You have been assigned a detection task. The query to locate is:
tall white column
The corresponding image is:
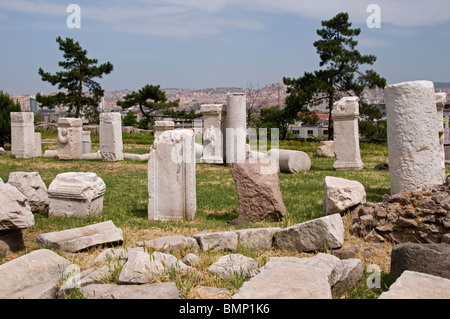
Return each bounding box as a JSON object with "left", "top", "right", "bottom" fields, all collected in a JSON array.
[
  {"left": 385, "top": 80, "right": 444, "bottom": 194},
  {"left": 225, "top": 92, "right": 247, "bottom": 164}
]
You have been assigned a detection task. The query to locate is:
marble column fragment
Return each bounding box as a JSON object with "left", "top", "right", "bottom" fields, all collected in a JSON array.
[
  {"left": 200, "top": 104, "right": 224, "bottom": 164},
  {"left": 10, "top": 112, "right": 36, "bottom": 159},
  {"left": 100, "top": 113, "right": 124, "bottom": 162}
]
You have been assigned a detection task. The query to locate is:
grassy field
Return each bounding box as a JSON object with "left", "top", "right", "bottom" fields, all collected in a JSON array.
[{"left": 1, "top": 130, "right": 396, "bottom": 298}]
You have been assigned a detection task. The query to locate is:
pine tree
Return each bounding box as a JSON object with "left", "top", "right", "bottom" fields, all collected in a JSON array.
[
  {"left": 283, "top": 12, "right": 386, "bottom": 140},
  {"left": 0, "top": 91, "right": 21, "bottom": 148},
  {"left": 36, "top": 37, "right": 113, "bottom": 119}
]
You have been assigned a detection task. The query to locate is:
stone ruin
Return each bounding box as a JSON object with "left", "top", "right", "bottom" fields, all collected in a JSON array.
[
  {"left": 10, "top": 112, "right": 41, "bottom": 159},
  {"left": 100, "top": 112, "right": 124, "bottom": 162},
  {"left": 57, "top": 117, "right": 83, "bottom": 160}
]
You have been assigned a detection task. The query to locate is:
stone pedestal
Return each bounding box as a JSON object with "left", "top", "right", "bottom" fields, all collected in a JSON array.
[
  {"left": 100, "top": 113, "right": 123, "bottom": 162},
  {"left": 57, "top": 118, "right": 83, "bottom": 160},
  {"left": 10, "top": 112, "right": 36, "bottom": 159},
  {"left": 148, "top": 130, "right": 196, "bottom": 221},
  {"left": 331, "top": 97, "right": 363, "bottom": 171},
  {"left": 225, "top": 93, "right": 247, "bottom": 164},
  {"left": 82, "top": 131, "right": 92, "bottom": 154},
  {"left": 385, "top": 81, "right": 445, "bottom": 194},
  {"left": 34, "top": 132, "right": 41, "bottom": 157},
  {"left": 200, "top": 104, "right": 224, "bottom": 164},
  {"left": 153, "top": 121, "right": 175, "bottom": 139},
  {"left": 48, "top": 172, "right": 106, "bottom": 219}
]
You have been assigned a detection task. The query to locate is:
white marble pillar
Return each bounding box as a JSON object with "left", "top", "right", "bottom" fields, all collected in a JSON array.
[
  {"left": 10, "top": 112, "right": 36, "bottom": 159},
  {"left": 225, "top": 92, "right": 247, "bottom": 164},
  {"left": 331, "top": 97, "right": 363, "bottom": 171},
  {"left": 385, "top": 80, "right": 444, "bottom": 194},
  {"left": 100, "top": 113, "right": 124, "bottom": 162}
]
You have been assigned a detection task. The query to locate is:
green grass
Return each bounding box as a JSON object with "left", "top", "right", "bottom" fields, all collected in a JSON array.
[{"left": 1, "top": 134, "right": 395, "bottom": 298}]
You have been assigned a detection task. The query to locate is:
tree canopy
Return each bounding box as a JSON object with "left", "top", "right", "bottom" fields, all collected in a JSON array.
[
  {"left": 283, "top": 12, "right": 386, "bottom": 139},
  {"left": 36, "top": 36, "right": 113, "bottom": 120},
  {"left": 0, "top": 91, "right": 21, "bottom": 148},
  {"left": 116, "top": 84, "right": 179, "bottom": 125}
]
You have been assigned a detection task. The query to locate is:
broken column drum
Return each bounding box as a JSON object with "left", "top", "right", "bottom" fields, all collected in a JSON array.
[
  {"left": 331, "top": 97, "right": 364, "bottom": 171},
  {"left": 10, "top": 112, "right": 36, "bottom": 159},
  {"left": 266, "top": 149, "right": 311, "bottom": 174},
  {"left": 225, "top": 93, "right": 247, "bottom": 164},
  {"left": 48, "top": 172, "right": 106, "bottom": 219},
  {"left": 385, "top": 81, "right": 445, "bottom": 194},
  {"left": 200, "top": 104, "right": 224, "bottom": 164},
  {"left": 100, "top": 113, "right": 124, "bottom": 162},
  {"left": 57, "top": 118, "right": 83, "bottom": 160},
  {"left": 148, "top": 129, "right": 196, "bottom": 221}
]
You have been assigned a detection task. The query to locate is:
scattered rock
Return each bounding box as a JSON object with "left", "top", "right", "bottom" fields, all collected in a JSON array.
[
  {"left": 323, "top": 176, "right": 366, "bottom": 215},
  {"left": 36, "top": 220, "right": 123, "bottom": 253},
  {"left": 332, "top": 258, "right": 365, "bottom": 295},
  {"left": 316, "top": 141, "right": 334, "bottom": 158},
  {"left": 182, "top": 253, "right": 200, "bottom": 267},
  {"left": 389, "top": 243, "right": 450, "bottom": 282},
  {"left": 0, "top": 229, "right": 25, "bottom": 256},
  {"left": 231, "top": 158, "right": 287, "bottom": 222},
  {"left": 379, "top": 271, "right": 450, "bottom": 299},
  {"left": 0, "top": 249, "right": 72, "bottom": 299},
  {"left": 7, "top": 172, "right": 49, "bottom": 213},
  {"left": 207, "top": 254, "right": 259, "bottom": 279},
  {"left": 331, "top": 245, "right": 359, "bottom": 259},
  {"left": 117, "top": 250, "right": 165, "bottom": 284},
  {"left": 275, "top": 214, "right": 344, "bottom": 252}
]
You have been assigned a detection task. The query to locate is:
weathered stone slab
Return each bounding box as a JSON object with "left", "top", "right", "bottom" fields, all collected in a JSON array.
[
  {"left": 234, "top": 227, "right": 280, "bottom": 250},
  {"left": 389, "top": 242, "right": 450, "bottom": 282},
  {"left": 80, "top": 282, "right": 181, "bottom": 299},
  {"left": 0, "top": 249, "right": 72, "bottom": 299},
  {"left": 57, "top": 265, "right": 111, "bottom": 299},
  {"left": 231, "top": 158, "right": 286, "bottom": 223},
  {"left": 0, "top": 180, "right": 34, "bottom": 230},
  {"left": 275, "top": 214, "right": 344, "bottom": 252},
  {"left": 323, "top": 176, "right": 366, "bottom": 215},
  {"left": 151, "top": 251, "right": 190, "bottom": 273},
  {"left": 232, "top": 262, "right": 331, "bottom": 299},
  {"left": 48, "top": 172, "right": 106, "bottom": 219},
  {"left": 201, "top": 104, "right": 224, "bottom": 164},
  {"left": 148, "top": 129, "right": 196, "bottom": 221},
  {"left": 193, "top": 231, "right": 238, "bottom": 252},
  {"left": 36, "top": 220, "right": 123, "bottom": 253},
  {"left": 137, "top": 235, "right": 200, "bottom": 253},
  {"left": 332, "top": 258, "right": 365, "bottom": 294},
  {"left": 44, "top": 150, "right": 58, "bottom": 158},
  {"left": 207, "top": 253, "right": 259, "bottom": 279},
  {"left": 379, "top": 271, "right": 450, "bottom": 299},
  {"left": 7, "top": 172, "right": 49, "bottom": 213},
  {"left": 90, "top": 247, "right": 145, "bottom": 266}
]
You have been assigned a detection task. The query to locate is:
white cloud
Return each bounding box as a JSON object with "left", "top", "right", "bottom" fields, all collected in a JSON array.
[{"left": 1, "top": 0, "right": 449, "bottom": 38}]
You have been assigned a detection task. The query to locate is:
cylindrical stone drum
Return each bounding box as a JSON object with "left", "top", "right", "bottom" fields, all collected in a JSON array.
[{"left": 267, "top": 149, "right": 311, "bottom": 173}]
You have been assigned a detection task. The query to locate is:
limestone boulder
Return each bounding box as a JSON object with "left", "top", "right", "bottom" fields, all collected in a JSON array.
[
  {"left": 234, "top": 227, "right": 280, "bottom": 251},
  {"left": 0, "top": 180, "right": 34, "bottom": 230},
  {"left": 0, "top": 249, "right": 72, "bottom": 299},
  {"left": 7, "top": 172, "right": 49, "bottom": 213},
  {"left": 316, "top": 141, "right": 334, "bottom": 157},
  {"left": 117, "top": 250, "right": 165, "bottom": 284},
  {"left": 193, "top": 231, "right": 238, "bottom": 252},
  {"left": 137, "top": 235, "right": 200, "bottom": 254},
  {"left": 275, "top": 214, "right": 344, "bottom": 252},
  {"left": 323, "top": 176, "right": 366, "bottom": 215},
  {"left": 231, "top": 158, "right": 286, "bottom": 223}
]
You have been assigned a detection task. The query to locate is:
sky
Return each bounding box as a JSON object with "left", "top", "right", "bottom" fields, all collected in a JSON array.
[{"left": 0, "top": 0, "right": 450, "bottom": 94}]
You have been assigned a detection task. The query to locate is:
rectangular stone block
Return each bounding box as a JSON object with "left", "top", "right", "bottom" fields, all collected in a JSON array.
[
  {"left": 57, "top": 118, "right": 83, "bottom": 160},
  {"left": 10, "top": 112, "right": 36, "bottom": 159}
]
